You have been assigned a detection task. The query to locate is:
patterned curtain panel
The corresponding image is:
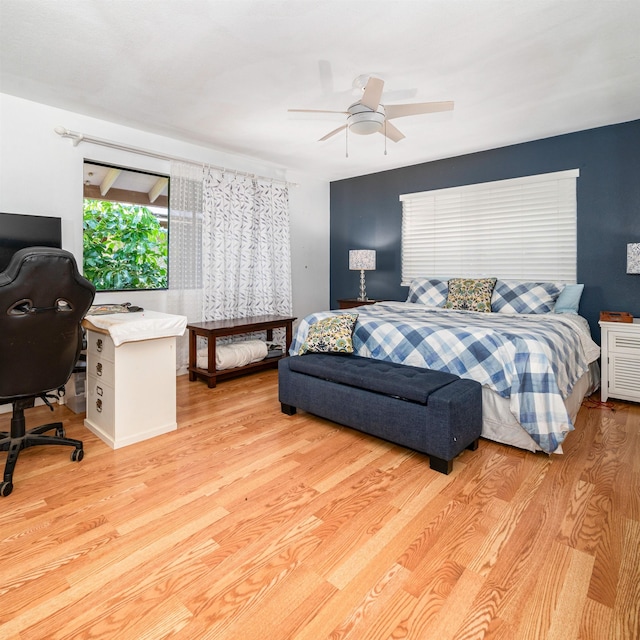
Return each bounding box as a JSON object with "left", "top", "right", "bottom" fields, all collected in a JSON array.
[{"left": 202, "top": 170, "right": 292, "bottom": 322}]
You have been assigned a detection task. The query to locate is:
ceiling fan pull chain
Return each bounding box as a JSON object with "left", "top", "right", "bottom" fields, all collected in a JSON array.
[
  {"left": 384, "top": 120, "right": 388, "bottom": 155},
  {"left": 345, "top": 124, "right": 349, "bottom": 158}
]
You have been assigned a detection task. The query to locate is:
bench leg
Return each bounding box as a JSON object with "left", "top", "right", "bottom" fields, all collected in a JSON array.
[
  {"left": 429, "top": 455, "right": 453, "bottom": 475},
  {"left": 429, "top": 439, "right": 478, "bottom": 475},
  {"left": 281, "top": 403, "right": 297, "bottom": 416}
]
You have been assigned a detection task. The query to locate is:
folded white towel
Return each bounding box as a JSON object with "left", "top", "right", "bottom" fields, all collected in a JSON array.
[{"left": 197, "top": 340, "right": 268, "bottom": 371}]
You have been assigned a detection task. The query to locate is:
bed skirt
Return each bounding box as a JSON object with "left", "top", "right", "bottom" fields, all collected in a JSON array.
[{"left": 481, "top": 361, "right": 600, "bottom": 453}]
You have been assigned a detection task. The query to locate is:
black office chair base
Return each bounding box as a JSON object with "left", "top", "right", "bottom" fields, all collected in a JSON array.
[{"left": 0, "top": 402, "right": 84, "bottom": 497}]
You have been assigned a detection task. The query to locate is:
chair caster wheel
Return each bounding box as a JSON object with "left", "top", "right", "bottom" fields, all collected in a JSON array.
[
  {"left": 71, "top": 449, "right": 84, "bottom": 462},
  {"left": 56, "top": 427, "right": 65, "bottom": 438},
  {"left": 0, "top": 481, "right": 13, "bottom": 497}
]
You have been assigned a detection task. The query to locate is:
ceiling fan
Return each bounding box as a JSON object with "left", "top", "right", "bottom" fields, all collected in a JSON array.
[{"left": 288, "top": 76, "right": 454, "bottom": 142}]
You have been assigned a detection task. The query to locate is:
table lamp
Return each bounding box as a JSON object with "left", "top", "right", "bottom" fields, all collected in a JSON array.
[{"left": 349, "top": 249, "right": 376, "bottom": 301}]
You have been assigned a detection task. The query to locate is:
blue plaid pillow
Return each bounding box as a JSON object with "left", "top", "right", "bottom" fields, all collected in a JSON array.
[
  {"left": 406, "top": 278, "right": 449, "bottom": 306},
  {"left": 491, "top": 280, "right": 562, "bottom": 314}
]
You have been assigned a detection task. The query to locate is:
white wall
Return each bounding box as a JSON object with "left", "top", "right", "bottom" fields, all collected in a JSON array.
[{"left": 0, "top": 93, "right": 330, "bottom": 322}]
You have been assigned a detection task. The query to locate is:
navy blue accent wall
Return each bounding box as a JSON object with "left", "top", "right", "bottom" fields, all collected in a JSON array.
[{"left": 330, "top": 119, "right": 640, "bottom": 342}]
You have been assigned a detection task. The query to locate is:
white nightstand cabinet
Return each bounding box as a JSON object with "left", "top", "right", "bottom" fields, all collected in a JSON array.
[{"left": 599, "top": 319, "right": 640, "bottom": 403}]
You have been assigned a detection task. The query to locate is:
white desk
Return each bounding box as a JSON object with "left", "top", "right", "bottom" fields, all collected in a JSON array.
[{"left": 82, "top": 310, "right": 187, "bottom": 449}]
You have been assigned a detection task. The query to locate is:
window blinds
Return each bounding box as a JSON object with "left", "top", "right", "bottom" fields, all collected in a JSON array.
[{"left": 400, "top": 169, "right": 579, "bottom": 285}]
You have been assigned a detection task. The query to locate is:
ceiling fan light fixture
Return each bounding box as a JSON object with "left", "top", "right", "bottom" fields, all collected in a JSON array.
[
  {"left": 347, "top": 103, "right": 385, "bottom": 136},
  {"left": 289, "top": 76, "right": 452, "bottom": 146}
]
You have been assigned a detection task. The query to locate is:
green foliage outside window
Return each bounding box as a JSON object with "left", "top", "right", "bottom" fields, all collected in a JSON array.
[{"left": 83, "top": 199, "right": 168, "bottom": 291}]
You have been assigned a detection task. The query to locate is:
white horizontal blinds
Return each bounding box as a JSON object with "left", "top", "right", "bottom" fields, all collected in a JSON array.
[{"left": 400, "top": 169, "right": 579, "bottom": 285}]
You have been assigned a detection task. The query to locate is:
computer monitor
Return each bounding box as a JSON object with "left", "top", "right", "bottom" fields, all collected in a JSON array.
[{"left": 0, "top": 212, "right": 62, "bottom": 271}]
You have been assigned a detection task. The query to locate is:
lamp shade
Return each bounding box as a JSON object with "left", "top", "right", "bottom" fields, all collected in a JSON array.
[
  {"left": 349, "top": 249, "right": 376, "bottom": 271},
  {"left": 628, "top": 243, "right": 640, "bottom": 274}
]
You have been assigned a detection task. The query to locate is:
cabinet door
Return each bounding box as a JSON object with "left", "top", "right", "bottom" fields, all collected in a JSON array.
[{"left": 608, "top": 353, "right": 640, "bottom": 402}]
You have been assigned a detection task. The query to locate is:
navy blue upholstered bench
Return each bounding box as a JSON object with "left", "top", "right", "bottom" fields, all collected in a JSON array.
[{"left": 278, "top": 353, "right": 482, "bottom": 474}]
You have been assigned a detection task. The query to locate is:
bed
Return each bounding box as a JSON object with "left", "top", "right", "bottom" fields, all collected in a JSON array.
[{"left": 289, "top": 278, "right": 601, "bottom": 454}]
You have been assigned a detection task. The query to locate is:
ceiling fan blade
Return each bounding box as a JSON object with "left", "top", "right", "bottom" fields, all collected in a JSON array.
[
  {"left": 319, "top": 124, "right": 347, "bottom": 141},
  {"left": 360, "top": 77, "right": 384, "bottom": 111},
  {"left": 385, "top": 101, "right": 454, "bottom": 120},
  {"left": 288, "top": 108, "right": 348, "bottom": 114},
  {"left": 380, "top": 120, "right": 405, "bottom": 142}
]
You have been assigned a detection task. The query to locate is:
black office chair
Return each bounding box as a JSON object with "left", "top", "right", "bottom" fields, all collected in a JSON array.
[{"left": 0, "top": 247, "right": 95, "bottom": 496}]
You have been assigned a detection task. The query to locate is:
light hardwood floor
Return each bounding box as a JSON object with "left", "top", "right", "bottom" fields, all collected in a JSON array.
[{"left": 1, "top": 371, "right": 638, "bottom": 640}]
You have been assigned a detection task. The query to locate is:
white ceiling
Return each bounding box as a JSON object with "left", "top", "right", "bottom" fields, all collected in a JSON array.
[{"left": 2, "top": 0, "right": 639, "bottom": 182}]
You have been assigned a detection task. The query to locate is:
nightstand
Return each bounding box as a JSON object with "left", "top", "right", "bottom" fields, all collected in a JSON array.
[
  {"left": 599, "top": 318, "right": 640, "bottom": 402},
  {"left": 337, "top": 298, "right": 383, "bottom": 309}
]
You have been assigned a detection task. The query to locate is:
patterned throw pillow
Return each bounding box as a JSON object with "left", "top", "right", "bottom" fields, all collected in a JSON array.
[
  {"left": 298, "top": 314, "right": 359, "bottom": 355},
  {"left": 406, "top": 278, "right": 449, "bottom": 306},
  {"left": 491, "top": 280, "right": 562, "bottom": 314},
  {"left": 444, "top": 278, "right": 497, "bottom": 313}
]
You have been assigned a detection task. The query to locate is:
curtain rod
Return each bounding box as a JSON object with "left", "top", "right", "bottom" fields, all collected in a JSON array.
[{"left": 54, "top": 126, "right": 297, "bottom": 187}]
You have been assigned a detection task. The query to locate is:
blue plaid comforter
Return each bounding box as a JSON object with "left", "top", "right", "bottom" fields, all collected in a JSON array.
[{"left": 290, "top": 302, "right": 600, "bottom": 453}]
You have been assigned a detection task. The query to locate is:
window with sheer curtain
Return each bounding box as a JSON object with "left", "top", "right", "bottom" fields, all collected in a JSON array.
[{"left": 400, "top": 169, "right": 579, "bottom": 285}]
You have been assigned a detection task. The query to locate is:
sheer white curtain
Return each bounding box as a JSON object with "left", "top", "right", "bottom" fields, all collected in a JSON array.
[
  {"left": 167, "top": 163, "right": 292, "bottom": 372},
  {"left": 168, "top": 162, "right": 203, "bottom": 290},
  {"left": 167, "top": 162, "right": 204, "bottom": 372},
  {"left": 201, "top": 169, "right": 292, "bottom": 321}
]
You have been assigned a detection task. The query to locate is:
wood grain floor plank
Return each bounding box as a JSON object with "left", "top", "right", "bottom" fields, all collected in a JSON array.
[
  {"left": 328, "top": 562, "right": 410, "bottom": 640},
  {"left": 327, "top": 474, "right": 455, "bottom": 590},
  {"left": 546, "top": 546, "right": 595, "bottom": 640},
  {"left": 414, "top": 567, "right": 486, "bottom": 640},
  {"left": 453, "top": 497, "right": 559, "bottom": 635},
  {"left": 507, "top": 541, "right": 571, "bottom": 640},
  {"left": 467, "top": 453, "right": 550, "bottom": 578},
  {"left": 613, "top": 517, "right": 640, "bottom": 640},
  {"left": 373, "top": 560, "right": 465, "bottom": 640},
  {"left": 587, "top": 505, "right": 624, "bottom": 613},
  {"left": 578, "top": 597, "right": 613, "bottom": 640},
  {"left": 213, "top": 566, "right": 330, "bottom": 640},
  {"left": 182, "top": 524, "right": 324, "bottom": 637},
  {"left": 357, "top": 585, "right": 419, "bottom": 640}
]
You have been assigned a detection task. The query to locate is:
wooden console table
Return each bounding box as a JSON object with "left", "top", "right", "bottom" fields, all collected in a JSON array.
[{"left": 187, "top": 314, "right": 297, "bottom": 388}]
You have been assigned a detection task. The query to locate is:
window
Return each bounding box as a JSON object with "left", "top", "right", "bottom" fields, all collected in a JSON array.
[
  {"left": 83, "top": 162, "right": 169, "bottom": 291},
  {"left": 400, "top": 169, "right": 579, "bottom": 285}
]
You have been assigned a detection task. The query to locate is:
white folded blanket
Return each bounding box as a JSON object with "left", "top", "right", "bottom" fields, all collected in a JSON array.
[
  {"left": 197, "top": 339, "right": 268, "bottom": 371},
  {"left": 84, "top": 310, "right": 187, "bottom": 347}
]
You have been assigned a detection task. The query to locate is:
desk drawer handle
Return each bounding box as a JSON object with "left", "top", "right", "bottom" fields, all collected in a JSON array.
[
  {"left": 96, "top": 398, "right": 102, "bottom": 413},
  {"left": 96, "top": 338, "right": 103, "bottom": 352},
  {"left": 96, "top": 362, "right": 103, "bottom": 377},
  {"left": 96, "top": 385, "right": 103, "bottom": 397}
]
